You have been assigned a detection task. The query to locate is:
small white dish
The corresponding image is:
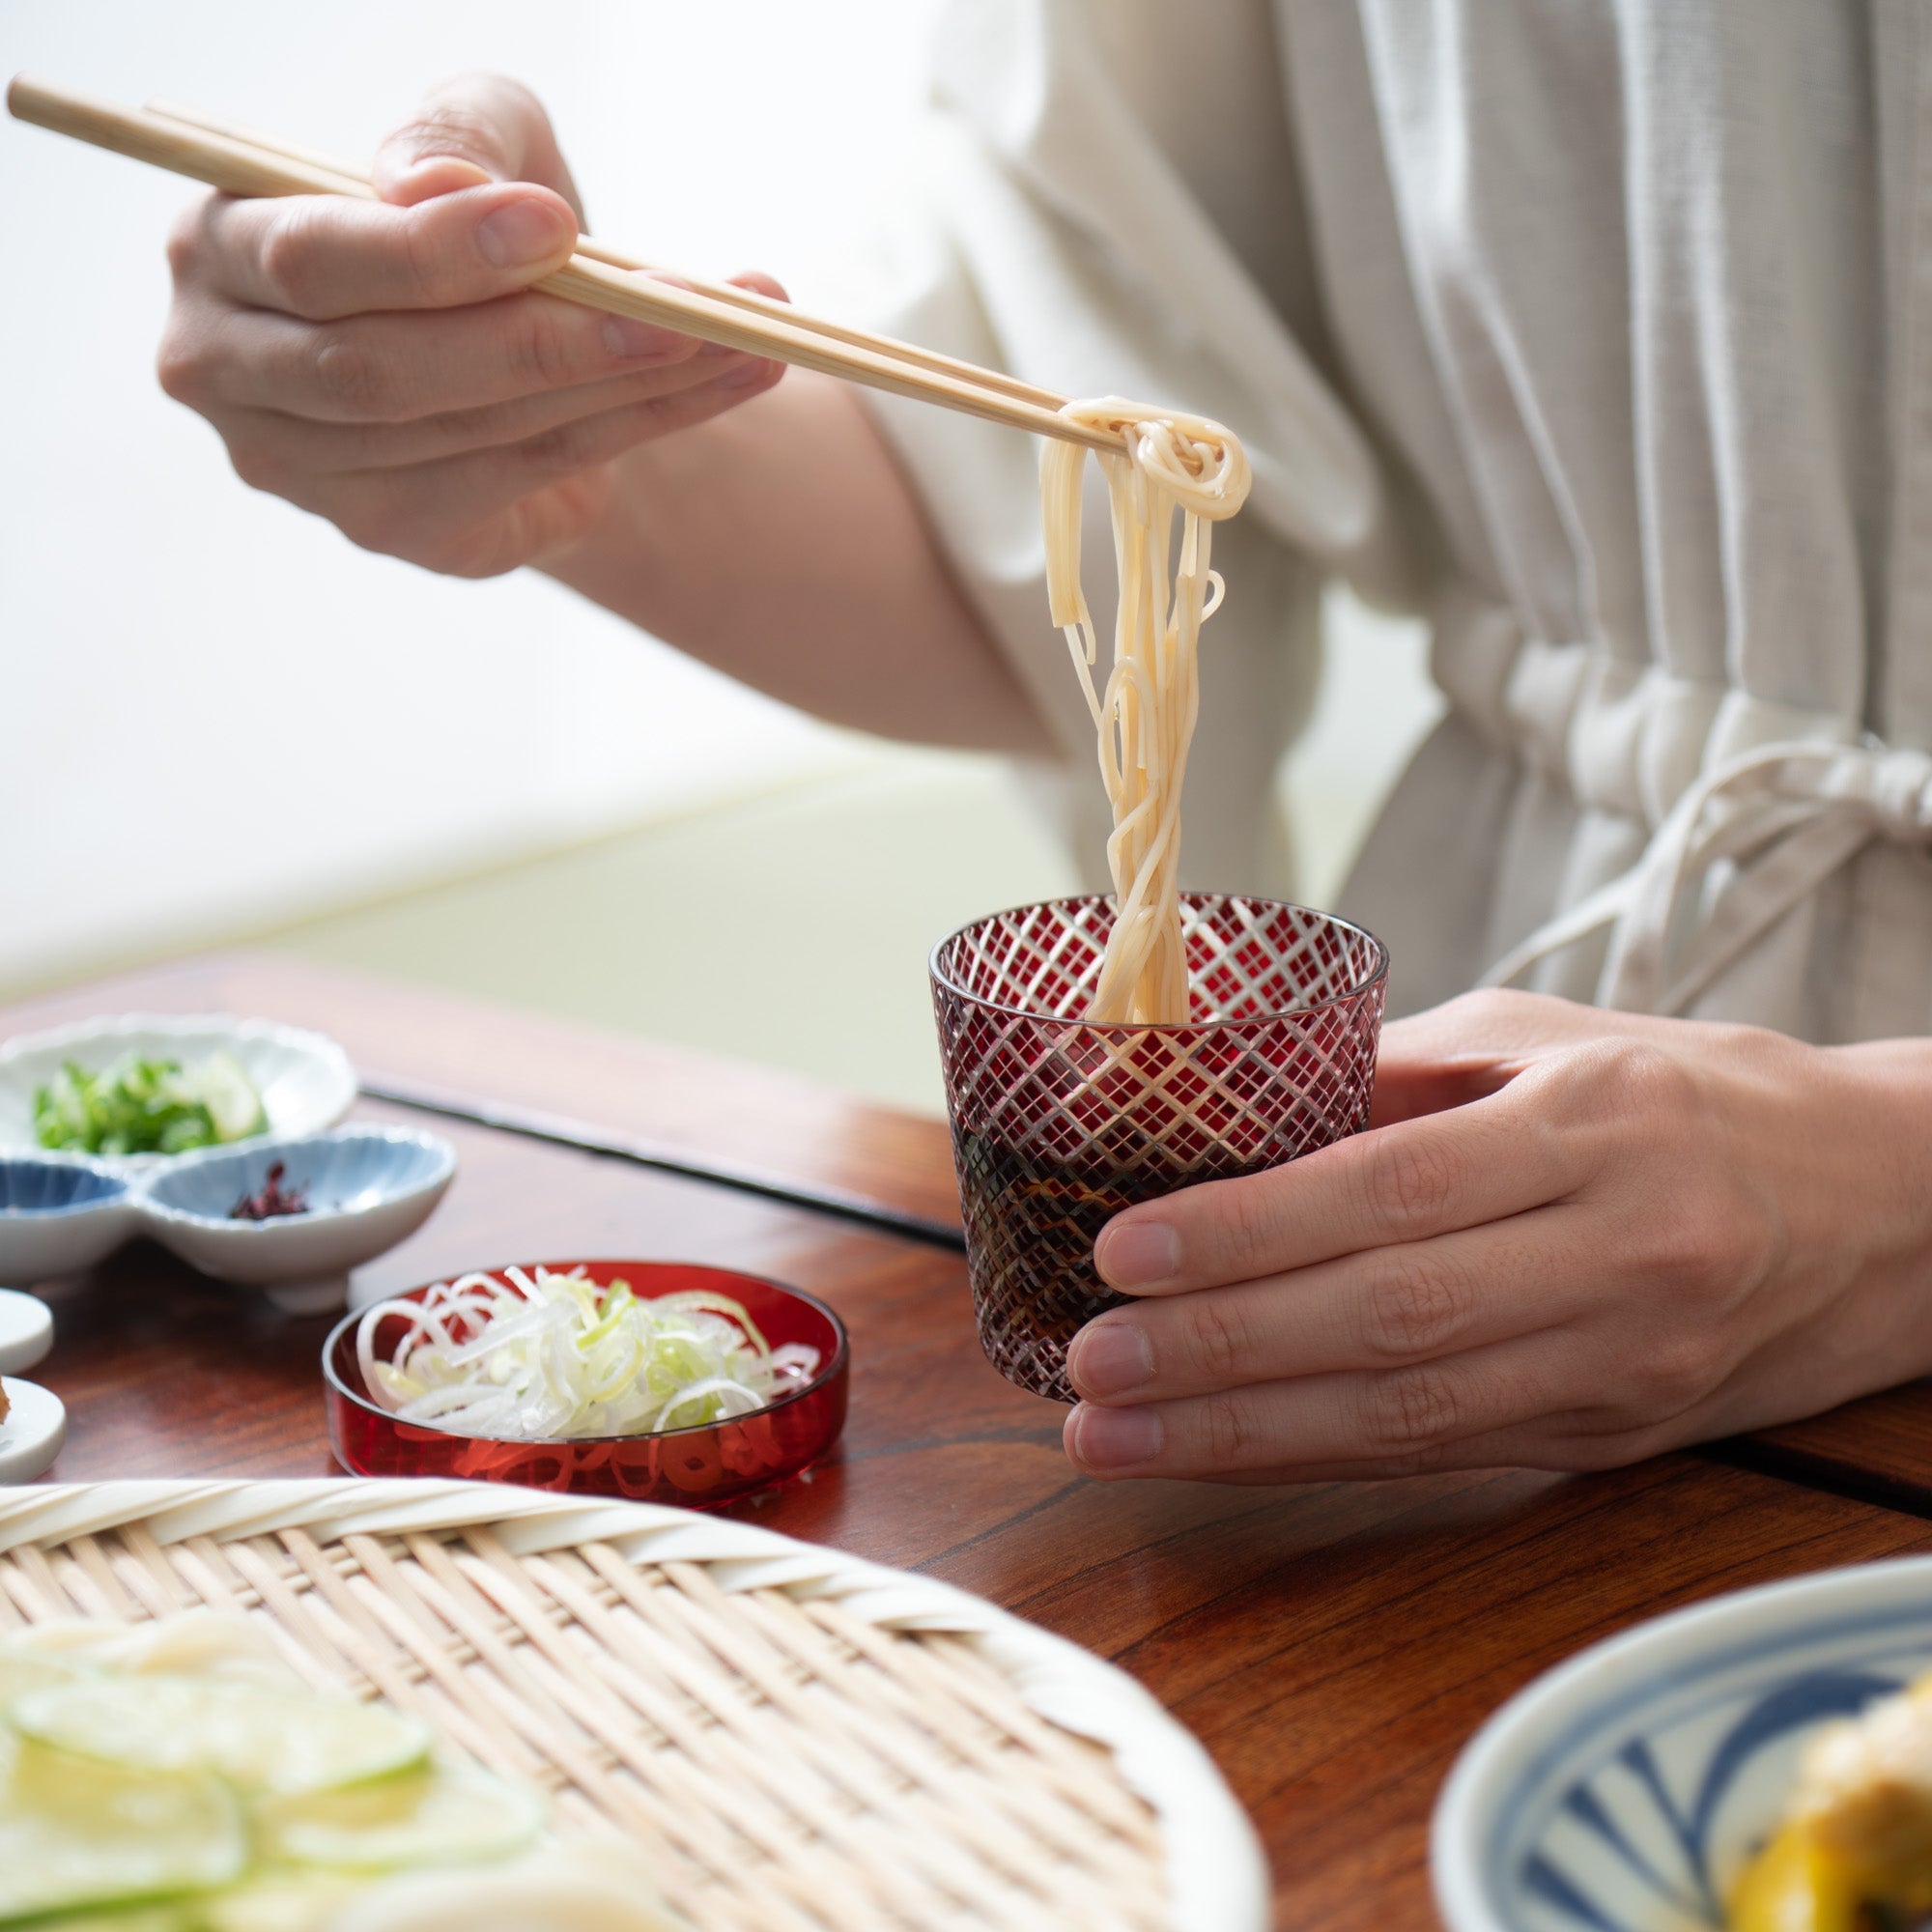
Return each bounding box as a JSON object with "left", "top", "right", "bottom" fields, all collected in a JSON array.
[
  {"left": 0, "top": 1378, "right": 66, "bottom": 1484},
  {"left": 141, "top": 1126, "right": 458, "bottom": 1314},
  {"left": 0, "top": 1012, "right": 356, "bottom": 1173},
  {"left": 0, "top": 1291, "right": 52, "bottom": 1375},
  {"left": 1432, "top": 1555, "right": 1932, "bottom": 1931},
  {"left": 0, "top": 1155, "right": 139, "bottom": 1279}
]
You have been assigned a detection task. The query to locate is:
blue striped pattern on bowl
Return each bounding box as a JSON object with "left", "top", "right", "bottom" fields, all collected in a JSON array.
[
  {"left": 144, "top": 1128, "right": 450, "bottom": 1223},
  {"left": 1434, "top": 1558, "right": 1932, "bottom": 1931}
]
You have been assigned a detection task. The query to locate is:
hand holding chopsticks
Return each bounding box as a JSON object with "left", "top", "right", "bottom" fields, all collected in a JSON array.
[{"left": 5, "top": 74, "right": 1118, "bottom": 454}]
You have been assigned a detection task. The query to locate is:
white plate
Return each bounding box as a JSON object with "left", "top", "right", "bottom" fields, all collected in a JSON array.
[
  {"left": 0, "top": 1291, "right": 52, "bottom": 1375},
  {"left": 0, "top": 1379, "right": 66, "bottom": 1484},
  {"left": 1432, "top": 1555, "right": 1932, "bottom": 1930},
  {"left": 0, "top": 1013, "right": 356, "bottom": 1173}
]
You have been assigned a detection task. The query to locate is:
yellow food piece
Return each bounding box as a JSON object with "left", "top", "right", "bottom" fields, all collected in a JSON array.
[
  {"left": 1729, "top": 1824, "right": 1860, "bottom": 1932},
  {"left": 1732, "top": 1671, "right": 1932, "bottom": 1927},
  {"left": 1797, "top": 1690, "right": 1932, "bottom": 1876},
  {"left": 1729, "top": 1817, "right": 1932, "bottom": 1930}
]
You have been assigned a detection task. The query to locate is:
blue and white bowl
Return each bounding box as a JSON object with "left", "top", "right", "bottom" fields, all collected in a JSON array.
[
  {"left": 0, "top": 1125, "right": 455, "bottom": 1314},
  {"left": 0, "top": 1155, "right": 139, "bottom": 1279},
  {"left": 1433, "top": 1556, "right": 1932, "bottom": 1931},
  {"left": 140, "top": 1127, "right": 456, "bottom": 1313}
]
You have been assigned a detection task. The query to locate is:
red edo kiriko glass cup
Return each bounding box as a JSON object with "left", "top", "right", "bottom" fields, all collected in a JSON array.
[{"left": 930, "top": 895, "right": 1388, "bottom": 1403}]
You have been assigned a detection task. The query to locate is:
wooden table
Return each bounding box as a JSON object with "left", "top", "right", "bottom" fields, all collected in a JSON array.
[{"left": 9, "top": 952, "right": 1932, "bottom": 1931}]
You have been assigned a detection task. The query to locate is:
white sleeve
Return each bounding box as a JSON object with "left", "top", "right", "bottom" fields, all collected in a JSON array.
[{"left": 838, "top": 0, "right": 1397, "bottom": 893}]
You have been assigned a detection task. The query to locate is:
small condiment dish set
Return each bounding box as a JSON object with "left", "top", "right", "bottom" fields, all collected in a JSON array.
[
  {"left": 0, "top": 1013, "right": 857, "bottom": 1509},
  {"left": 0, "top": 1127, "right": 458, "bottom": 1314},
  {"left": 0, "top": 1013, "right": 457, "bottom": 1314}
]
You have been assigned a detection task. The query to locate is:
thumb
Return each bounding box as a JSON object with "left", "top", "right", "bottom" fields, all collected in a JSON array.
[
  {"left": 1366, "top": 994, "right": 1541, "bottom": 1127},
  {"left": 1367, "top": 987, "right": 1640, "bottom": 1126},
  {"left": 374, "top": 72, "right": 585, "bottom": 219}
]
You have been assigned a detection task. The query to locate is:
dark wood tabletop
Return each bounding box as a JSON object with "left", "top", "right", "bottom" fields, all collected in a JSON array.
[{"left": 9, "top": 952, "right": 1932, "bottom": 1931}]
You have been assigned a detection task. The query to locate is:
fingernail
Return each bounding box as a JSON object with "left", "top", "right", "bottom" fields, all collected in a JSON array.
[
  {"left": 716, "top": 356, "right": 774, "bottom": 390},
  {"left": 1068, "top": 1321, "right": 1153, "bottom": 1398},
  {"left": 1095, "top": 1220, "right": 1180, "bottom": 1290},
  {"left": 477, "top": 200, "right": 570, "bottom": 269},
  {"left": 602, "top": 315, "right": 682, "bottom": 361},
  {"left": 1067, "top": 1403, "right": 1163, "bottom": 1470}
]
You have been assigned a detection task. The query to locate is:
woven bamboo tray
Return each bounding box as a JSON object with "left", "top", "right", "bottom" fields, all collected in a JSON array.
[{"left": 0, "top": 1481, "right": 1266, "bottom": 1932}]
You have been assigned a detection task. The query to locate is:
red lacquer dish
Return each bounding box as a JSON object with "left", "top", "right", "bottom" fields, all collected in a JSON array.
[{"left": 323, "top": 1259, "right": 848, "bottom": 1506}]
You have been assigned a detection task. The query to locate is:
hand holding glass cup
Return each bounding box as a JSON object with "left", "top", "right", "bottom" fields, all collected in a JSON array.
[{"left": 931, "top": 895, "right": 1388, "bottom": 1405}]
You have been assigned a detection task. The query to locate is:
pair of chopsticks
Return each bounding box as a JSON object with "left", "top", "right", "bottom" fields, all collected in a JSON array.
[{"left": 6, "top": 74, "right": 1119, "bottom": 453}]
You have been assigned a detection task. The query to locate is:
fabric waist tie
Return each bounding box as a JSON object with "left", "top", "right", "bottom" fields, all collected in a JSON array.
[{"left": 1480, "top": 739, "right": 1932, "bottom": 1015}]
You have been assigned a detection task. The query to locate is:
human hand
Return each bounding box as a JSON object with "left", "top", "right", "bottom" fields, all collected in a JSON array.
[
  {"left": 156, "top": 73, "right": 783, "bottom": 578},
  {"left": 1062, "top": 989, "right": 1932, "bottom": 1481}
]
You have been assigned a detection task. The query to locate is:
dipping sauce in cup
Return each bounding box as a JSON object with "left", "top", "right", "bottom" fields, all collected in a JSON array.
[{"left": 930, "top": 895, "right": 1388, "bottom": 1403}]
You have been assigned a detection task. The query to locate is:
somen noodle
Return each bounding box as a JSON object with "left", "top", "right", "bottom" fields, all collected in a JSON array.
[{"left": 1040, "top": 399, "right": 1251, "bottom": 1024}]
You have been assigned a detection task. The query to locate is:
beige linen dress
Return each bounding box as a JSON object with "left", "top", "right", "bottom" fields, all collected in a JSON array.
[{"left": 861, "top": 0, "right": 1932, "bottom": 1037}]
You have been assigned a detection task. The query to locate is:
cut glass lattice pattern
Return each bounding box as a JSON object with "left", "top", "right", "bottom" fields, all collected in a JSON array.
[{"left": 931, "top": 897, "right": 1388, "bottom": 1402}]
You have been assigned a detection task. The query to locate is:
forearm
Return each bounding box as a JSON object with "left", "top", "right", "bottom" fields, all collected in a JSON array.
[
  {"left": 156, "top": 73, "right": 1040, "bottom": 743},
  {"left": 543, "top": 371, "right": 1051, "bottom": 753}
]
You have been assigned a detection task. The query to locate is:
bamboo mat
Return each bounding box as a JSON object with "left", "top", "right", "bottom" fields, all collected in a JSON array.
[{"left": 0, "top": 1481, "right": 1268, "bottom": 1932}]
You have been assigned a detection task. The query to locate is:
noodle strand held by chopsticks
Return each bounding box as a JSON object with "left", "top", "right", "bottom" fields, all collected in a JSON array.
[{"left": 1040, "top": 399, "right": 1252, "bottom": 1025}]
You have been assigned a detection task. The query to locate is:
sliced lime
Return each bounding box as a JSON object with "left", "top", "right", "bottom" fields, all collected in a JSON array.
[
  {"left": 200, "top": 1874, "right": 368, "bottom": 1932},
  {"left": 13, "top": 1911, "right": 195, "bottom": 1932},
  {"left": 320, "top": 1845, "right": 685, "bottom": 1932},
  {"left": 0, "top": 1730, "right": 244, "bottom": 1920},
  {"left": 11, "top": 1673, "right": 431, "bottom": 1797},
  {"left": 186, "top": 1051, "right": 267, "bottom": 1145},
  {"left": 0, "top": 1649, "right": 82, "bottom": 1706},
  {"left": 3, "top": 1607, "right": 298, "bottom": 1689},
  {"left": 257, "top": 1758, "right": 545, "bottom": 1872}
]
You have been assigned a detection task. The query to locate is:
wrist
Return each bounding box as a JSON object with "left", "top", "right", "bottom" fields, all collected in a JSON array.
[
  {"left": 1822, "top": 1037, "right": 1932, "bottom": 1275},
  {"left": 532, "top": 468, "right": 639, "bottom": 590}
]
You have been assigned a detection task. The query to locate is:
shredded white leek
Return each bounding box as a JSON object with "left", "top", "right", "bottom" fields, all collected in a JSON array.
[{"left": 355, "top": 1266, "right": 821, "bottom": 1442}]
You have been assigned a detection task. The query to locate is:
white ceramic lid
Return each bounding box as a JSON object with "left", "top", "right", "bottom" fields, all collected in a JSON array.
[
  {"left": 0, "top": 1379, "right": 66, "bottom": 1484},
  {"left": 0, "top": 1290, "right": 52, "bottom": 1376}
]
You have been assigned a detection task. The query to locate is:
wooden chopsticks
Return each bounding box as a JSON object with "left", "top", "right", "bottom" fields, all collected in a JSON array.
[{"left": 7, "top": 74, "right": 1118, "bottom": 453}]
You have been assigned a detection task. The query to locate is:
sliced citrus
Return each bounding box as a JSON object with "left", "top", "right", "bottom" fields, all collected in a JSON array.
[
  {"left": 0, "top": 1649, "right": 81, "bottom": 1706},
  {"left": 257, "top": 1758, "right": 545, "bottom": 1872},
  {"left": 319, "top": 1844, "right": 685, "bottom": 1932},
  {"left": 11, "top": 1672, "right": 430, "bottom": 1797},
  {"left": 0, "top": 1730, "right": 244, "bottom": 1921},
  {"left": 188, "top": 1051, "right": 268, "bottom": 1145},
  {"left": 199, "top": 1874, "right": 368, "bottom": 1932}
]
